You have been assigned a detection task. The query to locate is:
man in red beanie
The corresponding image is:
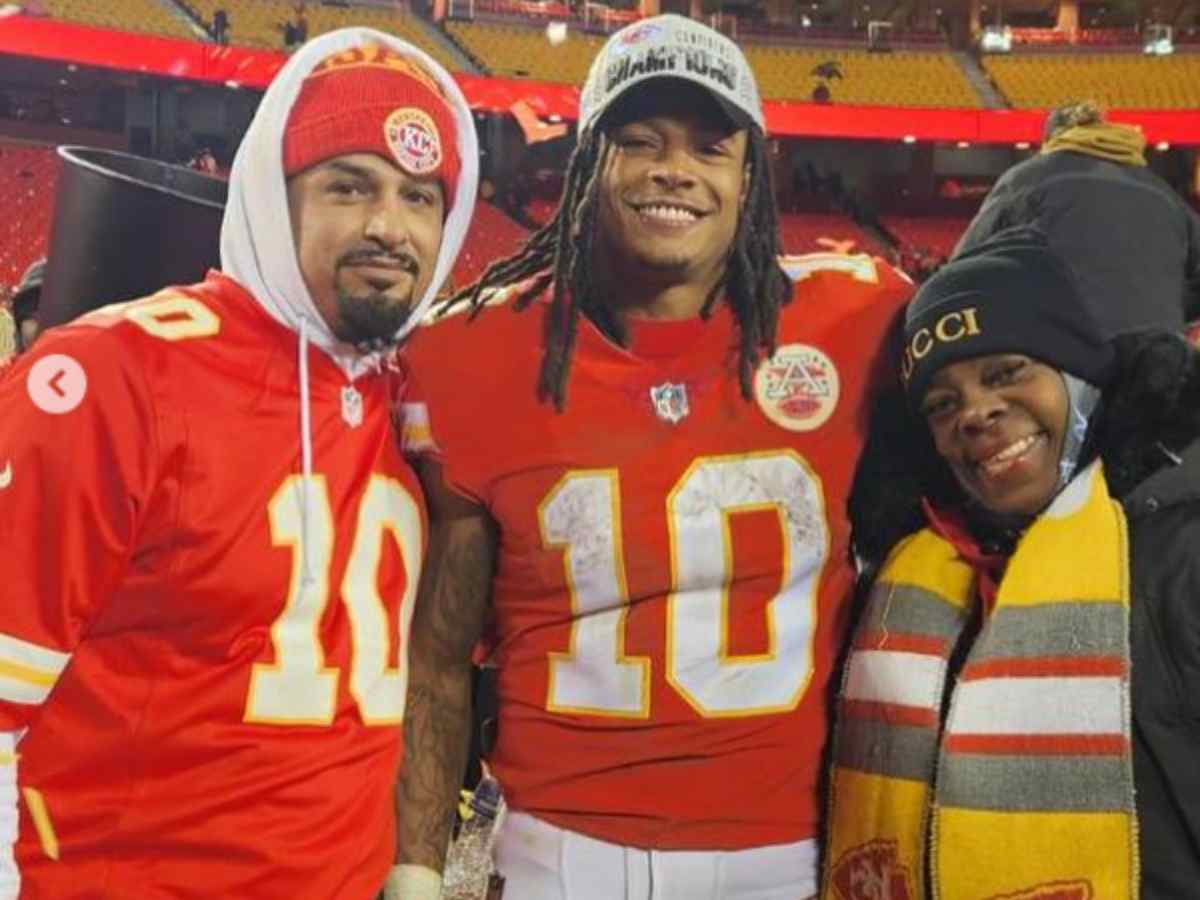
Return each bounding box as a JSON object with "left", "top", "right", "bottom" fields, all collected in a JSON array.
[{"left": 0, "top": 28, "right": 477, "bottom": 899}]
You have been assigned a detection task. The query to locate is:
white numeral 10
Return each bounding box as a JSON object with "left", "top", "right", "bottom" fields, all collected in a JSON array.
[
  {"left": 244, "top": 475, "right": 423, "bottom": 726},
  {"left": 541, "top": 452, "right": 828, "bottom": 719}
]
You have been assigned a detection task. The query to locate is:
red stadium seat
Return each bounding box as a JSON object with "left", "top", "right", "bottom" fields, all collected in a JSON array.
[{"left": 0, "top": 142, "right": 59, "bottom": 295}]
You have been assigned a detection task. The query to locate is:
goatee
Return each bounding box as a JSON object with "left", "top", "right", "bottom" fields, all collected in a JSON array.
[{"left": 334, "top": 288, "right": 413, "bottom": 347}]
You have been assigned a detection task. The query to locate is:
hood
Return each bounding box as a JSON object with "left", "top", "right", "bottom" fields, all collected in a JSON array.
[
  {"left": 1041, "top": 121, "right": 1147, "bottom": 168},
  {"left": 220, "top": 27, "right": 479, "bottom": 381}
]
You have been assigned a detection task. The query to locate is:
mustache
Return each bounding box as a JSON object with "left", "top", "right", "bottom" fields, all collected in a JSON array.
[{"left": 337, "top": 248, "right": 420, "bottom": 274}]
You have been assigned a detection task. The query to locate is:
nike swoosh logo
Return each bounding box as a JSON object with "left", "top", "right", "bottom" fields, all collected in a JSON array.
[{"left": 0, "top": 461, "right": 10, "bottom": 489}]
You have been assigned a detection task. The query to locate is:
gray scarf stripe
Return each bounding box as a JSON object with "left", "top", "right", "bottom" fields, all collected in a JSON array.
[
  {"left": 858, "top": 581, "right": 969, "bottom": 640},
  {"left": 836, "top": 718, "right": 940, "bottom": 782},
  {"left": 937, "top": 754, "right": 1132, "bottom": 812},
  {"left": 968, "top": 602, "right": 1128, "bottom": 662}
]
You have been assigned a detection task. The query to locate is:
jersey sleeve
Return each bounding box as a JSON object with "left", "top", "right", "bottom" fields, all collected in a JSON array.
[
  {"left": 0, "top": 325, "right": 159, "bottom": 731},
  {"left": 396, "top": 318, "right": 493, "bottom": 507}
]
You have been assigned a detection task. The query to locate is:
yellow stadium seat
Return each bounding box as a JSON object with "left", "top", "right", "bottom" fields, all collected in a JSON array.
[
  {"left": 984, "top": 53, "right": 1200, "bottom": 109},
  {"left": 186, "top": 0, "right": 461, "bottom": 72},
  {"left": 744, "top": 46, "right": 979, "bottom": 106},
  {"left": 39, "top": 0, "right": 197, "bottom": 39},
  {"left": 447, "top": 21, "right": 979, "bottom": 106}
]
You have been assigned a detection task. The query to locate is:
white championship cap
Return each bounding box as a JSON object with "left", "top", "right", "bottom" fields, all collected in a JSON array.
[{"left": 578, "top": 14, "right": 765, "bottom": 136}]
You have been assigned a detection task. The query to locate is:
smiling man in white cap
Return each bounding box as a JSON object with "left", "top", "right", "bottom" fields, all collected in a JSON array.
[
  {"left": 393, "top": 13, "right": 911, "bottom": 900},
  {"left": 0, "top": 28, "right": 476, "bottom": 898}
]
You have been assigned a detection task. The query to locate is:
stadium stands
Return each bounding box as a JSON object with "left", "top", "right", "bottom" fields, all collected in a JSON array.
[
  {"left": 880, "top": 214, "right": 971, "bottom": 259},
  {"left": 743, "top": 46, "right": 979, "bottom": 106},
  {"left": 450, "top": 199, "right": 529, "bottom": 288},
  {"left": 984, "top": 52, "right": 1200, "bottom": 109},
  {"left": 444, "top": 20, "right": 979, "bottom": 106},
  {"left": 34, "top": 0, "right": 197, "bottom": 39},
  {"left": 778, "top": 212, "right": 880, "bottom": 255},
  {"left": 444, "top": 20, "right": 606, "bottom": 81},
  {"left": 0, "top": 142, "right": 59, "bottom": 294},
  {"left": 181, "top": 0, "right": 462, "bottom": 72}
]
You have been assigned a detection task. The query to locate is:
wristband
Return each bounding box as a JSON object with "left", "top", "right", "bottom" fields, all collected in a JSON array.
[{"left": 383, "top": 864, "right": 443, "bottom": 900}]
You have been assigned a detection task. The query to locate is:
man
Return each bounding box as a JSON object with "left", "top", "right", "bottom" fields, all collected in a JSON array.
[
  {"left": 9, "top": 258, "right": 44, "bottom": 353},
  {"left": 0, "top": 28, "right": 477, "bottom": 898},
  {"left": 955, "top": 101, "right": 1200, "bottom": 336},
  {"left": 390, "top": 15, "right": 911, "bottom": 899},
  {"left": 211, "top": 7, "right": 229, "bottom": 43}
]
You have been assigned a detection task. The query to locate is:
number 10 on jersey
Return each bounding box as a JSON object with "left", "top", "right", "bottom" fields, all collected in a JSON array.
[{"left": 539, "top": 451, "right": 829, "bottom": 720}]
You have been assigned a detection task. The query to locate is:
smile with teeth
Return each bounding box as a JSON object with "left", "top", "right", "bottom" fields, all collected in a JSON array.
[
  {"left": 975, "top": 433, "right": 1045, "bottom": 477},
  {"left": 633, "top": 203, "right": 702, "bottom": 226}
]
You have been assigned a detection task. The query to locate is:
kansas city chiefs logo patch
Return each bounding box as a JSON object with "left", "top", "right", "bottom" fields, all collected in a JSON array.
[
  {"left": 830, "top": 839, "right": 914, "bottom": 900},
  {"left": 384, "top": 107, "right": 443, "bottom": 177}
]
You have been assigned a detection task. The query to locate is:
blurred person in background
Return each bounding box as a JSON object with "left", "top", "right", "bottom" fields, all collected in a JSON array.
[
  {"left": 10, "top": 257, "right": 43, "bottom": 353},
  {"left": 956, "top": 101, "right": 1200, "bottom": 337},
  {"left": 0, "top": 306, "right": 15, "bottom": 363}
]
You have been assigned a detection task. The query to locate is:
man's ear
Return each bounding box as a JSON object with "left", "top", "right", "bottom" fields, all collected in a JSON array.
[{"left": 739, "top": 162, "right": 751, "bottom": 212}]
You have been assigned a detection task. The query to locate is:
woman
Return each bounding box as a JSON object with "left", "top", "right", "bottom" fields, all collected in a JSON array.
[{"left": 822, "top": 227, "right": 1200, "bottom": 900}]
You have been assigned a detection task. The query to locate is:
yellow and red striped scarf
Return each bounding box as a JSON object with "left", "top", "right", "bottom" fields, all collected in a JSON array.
[{"left": 822, "top": 461, "right": 1138, "bottom": 900}]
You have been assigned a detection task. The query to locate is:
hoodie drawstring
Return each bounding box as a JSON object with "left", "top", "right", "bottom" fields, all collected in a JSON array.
[{"left": 298, "top": 316, "right": 317, "bottom": 588}]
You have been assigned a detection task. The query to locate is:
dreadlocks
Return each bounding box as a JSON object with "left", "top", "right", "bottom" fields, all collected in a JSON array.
[{"left": 444, "top": 124, "right": 791, "bottom": 411}]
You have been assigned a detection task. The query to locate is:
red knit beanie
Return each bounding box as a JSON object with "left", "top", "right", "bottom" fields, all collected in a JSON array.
[{"left": 283, "top": 45, "right": 461, "bottom": 203}]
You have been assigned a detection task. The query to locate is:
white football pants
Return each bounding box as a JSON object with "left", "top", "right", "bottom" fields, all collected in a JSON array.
[{"left": 493, "top": 811, "right": 818, "bottom": 900}]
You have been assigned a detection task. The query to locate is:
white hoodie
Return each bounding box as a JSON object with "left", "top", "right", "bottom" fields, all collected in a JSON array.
[{"left": 220, "top": 26, "right": 479, "bottom": 381}]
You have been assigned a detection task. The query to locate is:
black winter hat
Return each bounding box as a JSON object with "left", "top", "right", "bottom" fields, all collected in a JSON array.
[{"left": 901, "top": 226, "right": 1116, "bottom": 406}]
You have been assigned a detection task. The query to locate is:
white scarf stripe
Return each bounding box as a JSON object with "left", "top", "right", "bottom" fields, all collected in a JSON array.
[
  {"left": 844, "top": 650, "right": 946, "bottom": 710},
  {"left": 948, "top": 676, "right": 1125, "bottom": 736}
]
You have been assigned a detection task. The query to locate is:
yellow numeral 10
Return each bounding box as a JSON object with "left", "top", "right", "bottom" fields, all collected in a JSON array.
[{"left": 244, "top": 475, "right": 423, "bottom": 727}]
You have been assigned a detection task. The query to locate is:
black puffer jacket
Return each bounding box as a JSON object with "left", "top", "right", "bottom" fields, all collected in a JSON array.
[
  {"left": 955, "top": 125, "right": 1200, "bottom": 337},
  {"left": 850, "top": 332, "right": 1200, "bottom": 896}
]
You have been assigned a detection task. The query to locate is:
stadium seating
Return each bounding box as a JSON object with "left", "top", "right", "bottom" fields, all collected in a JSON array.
[
  {"left": 738, "top": 46, "right": 978, "bottom": 107},
  {"left": 880, "top": 214, "right": 971, "bottom": 258},
  {"left": 450, "top": 199, "right": 529, "bottom": 288},
  {"left": 0, "top": 142, "right": 59, "bottom": 294},
  {"left": 445, "top": 20, "right": 606, "bottom": 81},
  {"left": 34, "top": 0, "right": 198, "bottom": 39},
  {"left": 183, "top": 0, "right": 462, "bottom": 72},
  {"left": 984, "top": 52, "right": 1200, "bottom": 109},
  {"left": 445, "top": 21, "right": 978, "bottom": 106},
  {"left": 778, "top": 212, "right": 880, "bottom": 255}
]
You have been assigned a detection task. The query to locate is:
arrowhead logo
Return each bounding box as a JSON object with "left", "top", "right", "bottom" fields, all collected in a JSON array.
[{"left": 0, "top": 461, "right": 11, "bottom": 489}]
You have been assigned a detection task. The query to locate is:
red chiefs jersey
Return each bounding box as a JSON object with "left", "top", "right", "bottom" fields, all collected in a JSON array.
[
  {"left": 400, "top": 254, "right": 911, "bottom": 850},
  {"left": 0, "top": 273, "right": 425, "bottom": 898}
]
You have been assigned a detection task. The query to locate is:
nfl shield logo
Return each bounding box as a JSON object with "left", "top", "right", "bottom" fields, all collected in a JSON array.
[
  {"left": 341, "top": 386, "right": 364, "bottom": 428},
  {"left": 650, "top": 382, "right": 689, "bottom": 424}
]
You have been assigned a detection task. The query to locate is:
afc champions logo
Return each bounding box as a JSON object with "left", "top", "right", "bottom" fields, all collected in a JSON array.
[
  {"left": 754, "top": 342, "right": 840, "bottom": 432},
  {"left": 830, "top": 839, "right": 914, "bottom": 900},
  {"left": 384, "top": 107, "right": 443, "bottom": 177}
]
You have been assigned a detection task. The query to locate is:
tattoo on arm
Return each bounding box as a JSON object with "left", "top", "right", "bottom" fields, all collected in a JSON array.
[{"left": 397, "top": 463, "right": 496, "bottom": 871}]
